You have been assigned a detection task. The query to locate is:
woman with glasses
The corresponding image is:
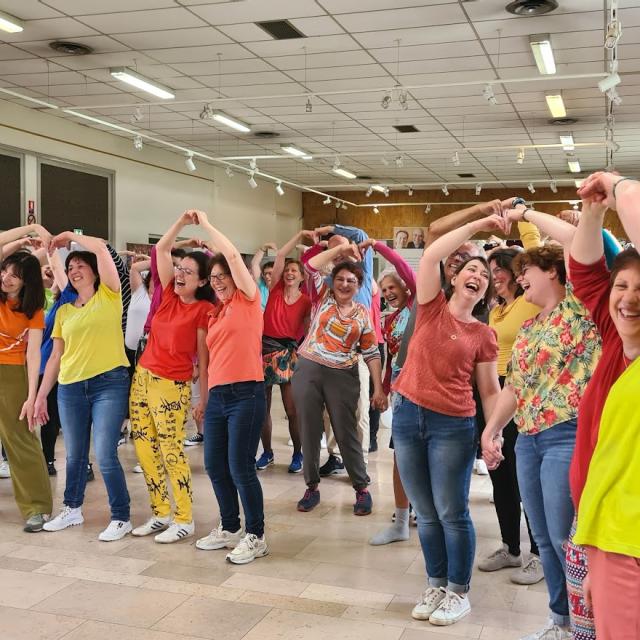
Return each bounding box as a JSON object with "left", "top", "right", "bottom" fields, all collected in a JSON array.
[
  {"left": 292, "top": 244, "right": 387, "bottom": 516},
  {"left": 128, "top": 212, "right": 215, "bottom": 544},
  {"left": 190, "top": 210, "right": 267, "bottom": 565},
  {"left": 0, "top": 223, "right": 53, "bottom": 533}
]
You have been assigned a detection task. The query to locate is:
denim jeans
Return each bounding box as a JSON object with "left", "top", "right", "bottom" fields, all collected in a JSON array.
[
  {"left": 57, "top": 366, "right": 130, "bottom": 521},
  {"left": 204, "top": 381, "right": 266, "bottom": 537},
  {"left": 392, "top": 393, "right": 476, "bottom": 593},
  {"left": 516, "top": 420, "right": 576, "bottom": 627}
]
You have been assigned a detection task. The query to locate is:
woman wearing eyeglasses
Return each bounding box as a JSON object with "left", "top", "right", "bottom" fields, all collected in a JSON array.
[
  {"left": 129, "top": 212, "right": 215, "bottom": 544},
  {"left": 292, "top": 244, "right": 387, "bottom": 516}
]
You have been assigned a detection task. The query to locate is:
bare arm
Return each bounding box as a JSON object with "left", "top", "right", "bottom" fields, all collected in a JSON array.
[
  {"left": 156, "top": 213, "right": 196, "bottom": 289},
  {"left": 35, "top": 339, "right": 63, "bottom": 424},
  {"left": 506, "top": 205, "right": 577, "bottom": 247},
  {"left": 1, "top": 237, "right": 35, "bottom": 257},
  {"left": 193, "top": 328, "right": 209, "bottom": 425},
  {"left": 20, "top": 328, "right": 43, "bottom": 431},
  {"left": 481, "top": 384, "right": 518, "bottom": 469},
  {"left": 366, "top": 358, "right": 388, "bottom": 411},
  {"left": 475, "top": 361, "right": 501, "bottom": 424},
  {"left": 250, "top": 242, "right": 277, "bottom": 282},
  {"left": 47, "top": 249, "right": 68, "bottom": 291},
  {"left": 129, "top": 259, "right": 151, "bottom": 292},
  {"left": 570, "top": 200, "right": 607, "bottom": 265},
  {"left": 0, "top": 224, "right": 51, "bottom": 261},
  {"left": 271, "top": 232, "right": 307, "bottom": 288},
  {"left": 195, "top": 210, "right": 257, "bottom": 299}
]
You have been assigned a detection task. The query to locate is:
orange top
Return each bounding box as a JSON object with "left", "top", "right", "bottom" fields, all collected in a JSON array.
[
  {"left": 0, "top": 300, "right": 45, "bottom": 365},
  {"left": 206, "top": 288, "right": 264, "bottom": 388}
]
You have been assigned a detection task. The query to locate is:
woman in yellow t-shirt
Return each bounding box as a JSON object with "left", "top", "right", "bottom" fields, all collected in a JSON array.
[
  {"left": 0, "top": 222, "right": 53, "bottom": 533},
  {"left": 34, "top": 231, "right": 131, "bottom": 542}
]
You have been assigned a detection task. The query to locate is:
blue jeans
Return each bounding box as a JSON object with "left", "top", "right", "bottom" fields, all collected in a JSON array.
[
  {"left": 392, "top": 394, "right": 476, "bottom": 593},
  {"left": 516, "top": 420, "right": 576, "bottom": 627},
  {"left": 204, "top": 381, "right": 266, "bottom": 537},
  {"left": 57, "top": 366, "right": 130, "bottom": 521}
]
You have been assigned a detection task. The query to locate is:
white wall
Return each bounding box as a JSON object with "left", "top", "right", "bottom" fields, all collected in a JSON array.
[{"left": 0, "top": 100, "right": 301, "bottom": 253}]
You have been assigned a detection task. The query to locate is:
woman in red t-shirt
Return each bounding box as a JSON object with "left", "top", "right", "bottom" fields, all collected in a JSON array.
[
  {"left": 392, "top": 215, "right": 501, "bottom": 627},
  {"left": 0, "top": 223, "right": 53, "bottom": 533},
  {"left": 256, "top": 230, "right": 312, "bottom": 474},
  {"left": 129, "top": 211, "right": 215, "bottom": 544}
]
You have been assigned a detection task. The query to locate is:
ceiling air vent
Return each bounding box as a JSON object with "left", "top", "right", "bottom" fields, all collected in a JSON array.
[
  {"left": 253, "top": 131, "right": 280, "bottom": 138},
  {"left": 550, "top": 117, "right": 578, "bottom": 125},
  {"left": 356, "top": 175, "right": 372, "bottom": 181},
  {"left": 256, "top": 20, "right": 306, "bottom": 40},
  {"left": 393, "top": 125, "right": 419, "bottom": 133},
  {"left": 458, "top": 173, "right": 476, "bottom": 178},
  {"left": 49, "top": 41, "right": 94, "bottom": 55},
  {"left": 505, "top": 0, "right": 558, "bottom": 16}
]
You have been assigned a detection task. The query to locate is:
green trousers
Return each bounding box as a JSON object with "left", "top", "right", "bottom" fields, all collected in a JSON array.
[{"left": 0, "top": 364, "right": 52, "bottom": 520}]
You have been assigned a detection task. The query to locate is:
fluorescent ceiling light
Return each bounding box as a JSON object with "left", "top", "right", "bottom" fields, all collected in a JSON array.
[
  {"left": 559, "top": 133, "right": 574, "bottom": 151},
  {"left": 0, "top": 10, "right": 24, "bottom": 33},
  {"left": 545, "top": 93, "right": 566, "bottom": 118},
  {"left": 529, "top": 34, "right": 556, "bottom": 75},
  {"left": 280, "top": 144, "right": 312, "bottom": 159},
  {"left": 212, "top": 111, "right": 250, "bottom": 133},
  {"left": 568, "top": 160, "right": 581, "bottom": 173},
  {"left": 0, "top": 87, "right": 58, "bottom": 109},
  {"left": 110, "top": 67, "right": 174, "bottom": 100},
  {"left": 333, "top": 167, "right": 357, "bottom": 179},
  {"left": 371, "top": 184, "right": 386, "bottom": 193},
  {"left": 574, "top": 179, "right": 584, "bottom": 187}
]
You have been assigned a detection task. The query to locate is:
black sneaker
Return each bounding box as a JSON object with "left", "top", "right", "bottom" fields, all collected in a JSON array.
[
  {"left": 354, "top": 489, "right": 373, "bottom": 516},
  {"left": 184, "top": 433, "right": 204, "bottom": 446},
  {"left": 297, "top": 488, "right": 320, "bottom": 512},
  {"left": 87, "top": 463, "right": 94, "bottom": 482},
  {"left": 47, "top": 462, "right": 57, "bottom": 476},
  {"left": 319, "top": 455, "right": 346, "bottom": 477},
  {"left": 368, "top": 440, "right": 378, "bottom": 453}
]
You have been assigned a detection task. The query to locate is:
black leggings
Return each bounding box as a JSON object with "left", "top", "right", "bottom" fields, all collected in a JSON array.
[
  {"left": 40, "top": 381, "right": 61, "bottom": 464},
  {"left": 368, "top": 343, "right": 386, "bottom": 445}
]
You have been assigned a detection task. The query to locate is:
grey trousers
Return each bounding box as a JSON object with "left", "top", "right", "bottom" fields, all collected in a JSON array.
[{"left": 292, "top": 357, "right": 367, "bottom": 490}]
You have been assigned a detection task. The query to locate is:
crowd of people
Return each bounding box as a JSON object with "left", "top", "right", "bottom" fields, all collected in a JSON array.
[{"left": 0, "top": 171, "right": 638, "bottom": 639}]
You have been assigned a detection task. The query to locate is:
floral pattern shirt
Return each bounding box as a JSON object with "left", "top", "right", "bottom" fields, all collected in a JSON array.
[{"left": 506, "top": 285, "right": 601, "bottom": 435}]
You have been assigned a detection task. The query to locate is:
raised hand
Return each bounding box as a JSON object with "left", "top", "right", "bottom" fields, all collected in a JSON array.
[
  {"left": 357, "top": 238, "right": 377, "bottom": 253},
  {"left": 344, "top": 242, "right": 362, "bottom": 262},
  {"left": 314, "top": 225, "right": 334, "bottom": 237},
  {"left": 474, "top": 213, "right": 510, "bottom": 235},
  {"left": 190, "top": 209, "right": 209, "bottom": 226},
  {"left": 581, "top": 199, "right": 608, "bottom": 218},
  {"left": 557, "top": 209, "right": 581, "bottom": 226},
  {"left": 576, "top": 172, "right": 621, "bottom": 210},
  {"left": 49, "top": 231, "right": 74, "bottom": 252},
  {"left": 262, "top": 242, "right": 278, "bottom": 252}
]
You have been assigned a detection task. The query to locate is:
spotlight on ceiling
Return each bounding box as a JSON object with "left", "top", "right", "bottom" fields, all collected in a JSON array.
[
  {"left": 130, "top": 106, "right": 144, "bottom": 123},
  {"left": 398, "top": 89, "right": 409, "bottom": 110},
  {"left": 441, "top": 184, "right": 449, "bottom": 196},
  {"left": 381, "top": 157, "right": 389, "bottom": 166},
  {"left": 275, "top": 181, "right": 284, "bottom": 196},
  {"left": 381, "top": 92, "right": 392, "bottom": 109},
  {"left": 408, "top": 186, "right": 413, "bottom": 196},
  {"left": 200, "top": 104, "right": 214, "bottom": 120},
  {"left": 225, "top": 166, "right": 234, "bottom": 178},
  {"left": 248, "top": 172, "right": 258, "bottom": 188},
  {"left": 335, "top": 200, "right": 341, "bottom": 209},
  {"left": 133, "top": 135, "right": 143, "bottom": 151},
  {"left": 305, "top": 96, "right": 312, "bottom": 113},
  {"left": 517, "top": 148, "right": 525, "bottom": 165},
  {"left": 250, "top": 158, "right": 257, "bottom": 171},
  {"left": 528, "top": 182, "right": 536, "bottom": 194},
  {"left": 424, "top": 204, "right": 431, "bottom": 214},
  {"left": 323, "top": 196, "right": 331, "bottom": 205},
  {"left": 185, "top": 153, "right": 196, "bottom": 172},
  {"left": 395, "top": 155, "right": 403, "bottom": 168},
  {"left": 373, "top": 206, "right": 380, "bottom": 214},
  {"left": 475, "top": 183, "right": 482, "bottom": 196},
  {"left": 452, "top": 151, "right": 460, "bottom": 166},
  {"left": 483, "top": 84, "right": 497, "bottom": 105},
  {"left": 549, "top": 180, "right": 558, "bottom": 193},
  {"left": 342, "top": 202, "right": 348, "bottom": 210}
]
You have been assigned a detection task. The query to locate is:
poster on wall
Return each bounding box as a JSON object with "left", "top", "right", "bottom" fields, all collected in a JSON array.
[{"left": 392, "top": 227, "right": 428, "bottom": 250}]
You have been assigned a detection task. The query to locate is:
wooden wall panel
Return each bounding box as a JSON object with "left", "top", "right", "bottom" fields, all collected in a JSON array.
[{"left": 302, "top": 188, "right": 625, "bottom": 240}]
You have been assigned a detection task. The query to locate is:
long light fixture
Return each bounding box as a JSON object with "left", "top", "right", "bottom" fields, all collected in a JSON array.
[
  {"left": 529, "top": 34, "right": 556, "bottom": 75},
  {"left": 568, "top": 160, "right": 581, "bottom": 173},
  {"left": 110, "top": 67, "right": 174, "bottom": 100},
  {"left": 371, "top": 184, "right": 387, "bottom": 193},
  {"left": 574, "top": 179, "right": 585, "bottom": 188},
  {"left": 333, "top": 167, "right": 357, "bottom": 179},
  {"left": 280, "top": 144, "right": 312, "bottom": 159},
  {"left": 559, "top": 133, "right": 575, "bottom": 151},
  {"left": 0, "top": 10, "right": 24, "bottom": 33},
  {"left": 212, "top": 111, "right": 251, "bottom": 133},
  {"left": 545, "top": 92, "right": 567, "bottom": 118}
]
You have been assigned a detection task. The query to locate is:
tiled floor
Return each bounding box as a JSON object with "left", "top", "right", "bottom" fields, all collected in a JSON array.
[{"left": 0, "top": 400, "right": 549, "bottom": 639}]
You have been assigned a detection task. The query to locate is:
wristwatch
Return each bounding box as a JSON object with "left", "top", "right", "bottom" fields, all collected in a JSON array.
[{"left": 511, "top": 197, "right": 526, "bottom": 208}]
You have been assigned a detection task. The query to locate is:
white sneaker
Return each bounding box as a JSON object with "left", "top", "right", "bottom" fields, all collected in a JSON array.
[
  {"left": 478, "top": 543, "right": 521, "bottom": 571},
  {"left": 196, "top": 523, "right": 244, "bottom": 550},
  {"left": 411, "top": 587, "right": 446, "bottom": 620},
  {"left": 98, "top": 520, "right": 132, "bottom": 541},
  {"left": 226, "top": 533, "right": 268, "bottom": 565},
  {"left": 133, "top": 464, "right": 143, "bottom": 473},
  {"left": 43, "top": 506, "right": 84, "bottom": 532},
  {"left": 287, "top": 438, "right": 293, "bottom": 447},
  {"left": 429, "top": 590, "right": 471, "bottom": 626},
  {"left": 155, "top": 521, "right": 194, "bottom": 544},
  {"left": 320, "top": 434, "right": 327, "bottom": 449},
  {"left": 0, "top": 460, "right": 10, "bottom": 478},
  {"left": 132, "top": 516, "right": 171, "bottom": 537},
  {"left": 511, "top": 554, "right": 545, "bottom": 585},
  {"left": 519, "top": 619, "right": 572, "bottom": 640},
  {"left": 474, "top": 458, "right": 489, "bottom": 475}
]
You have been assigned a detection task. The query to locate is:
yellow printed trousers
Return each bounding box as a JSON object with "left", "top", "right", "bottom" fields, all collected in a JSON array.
[{"left": 130, "top": 366, "right": 193, "bottom": 523}]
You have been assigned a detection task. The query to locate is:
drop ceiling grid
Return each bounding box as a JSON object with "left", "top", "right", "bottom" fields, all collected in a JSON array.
[{"left": 0, "top": 1, "right": 636, "bottom": 186}]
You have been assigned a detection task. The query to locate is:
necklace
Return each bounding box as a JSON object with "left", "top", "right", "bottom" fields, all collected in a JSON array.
[{"left": 623, "top": 353, "right": 631, "bottom": 368}]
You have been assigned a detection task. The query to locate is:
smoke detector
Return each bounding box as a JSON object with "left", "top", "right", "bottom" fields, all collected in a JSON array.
[
  {"left": 505, "top": 0, "right": 558, "bottom": 16},
  {"left": 49, "top": 41, "right": 94, "bottom": 55}
]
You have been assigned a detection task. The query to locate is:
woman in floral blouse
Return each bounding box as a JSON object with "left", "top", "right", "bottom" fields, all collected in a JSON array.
[{"left": 482, "top": 234, "right": 601, "bottom": 640}]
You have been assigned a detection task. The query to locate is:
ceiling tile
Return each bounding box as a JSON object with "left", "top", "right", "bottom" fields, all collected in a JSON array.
[{"left": 77, "top": 8, "right": 207, "bottom": 33}]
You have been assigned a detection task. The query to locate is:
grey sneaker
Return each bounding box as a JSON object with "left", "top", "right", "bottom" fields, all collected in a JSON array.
[
  {"left": 519, "top": 618, "right": 572, "bottom": 639},
  {"left": 24, "top": 513, "right": 48, "bottom": 533},
  {"left": 511, "top": 554, "right": 545, "bottom": 585},
  {"left": 478, "top": 543, "right": 521, "bottom": 572}
]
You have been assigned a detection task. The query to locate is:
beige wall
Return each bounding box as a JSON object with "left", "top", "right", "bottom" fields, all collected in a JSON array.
[{"left": 0, "top": 100, "right": 301, "bottom": 253}]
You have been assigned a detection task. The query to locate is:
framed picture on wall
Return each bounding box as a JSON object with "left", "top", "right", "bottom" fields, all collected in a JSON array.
[{"left": 393, "top": 227, "right": 428, "bottom": 250}]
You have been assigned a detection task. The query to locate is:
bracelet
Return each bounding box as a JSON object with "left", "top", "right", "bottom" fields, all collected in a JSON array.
[
  {"left": 612, "top": 177, "right": 636, "bottom": 200},
  {"left": 522, "top": 208, "right": 533, "bottom": 222}
]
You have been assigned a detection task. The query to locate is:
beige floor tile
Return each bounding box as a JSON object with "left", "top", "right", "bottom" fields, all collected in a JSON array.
[
  {"left": 140, "top": 559, "right": 233, "bottom": 586},
  {"left": 0, "top": 555, "right": 48, "bottom": 572},
  {"left": 227, "top": 553, "right": 319, "bottom": 581},
  {"left": 300, "top": 582, "right": 394, "bottom": 610},
  {"left": 242, "top": 607, "right": 404, "bottom": 640},
  {"left": 61, "top": 620, "right": 207, "bottom": 640},
  {"left": 35, "top": 562, "right": 149, "bottom": 587},
  {"left": 221, "top": 572, "right": 309, "bottom": 597},
  {"left": 400, "top": 627, "right": 478, "bottom": 640},
  {"left": 0, "top": 605, "right": 84, "bottom": 640},
  {"left": 140, "top": 575, "right": 245, "bottom": 601},
  {"left": 0, "top": 541, "right": 21, "bottom": 556},
  {"left": 238, "top": 590, "right": 348, "bottom": 617},
  {"left": 511, "top": 587, "right": 551, "bottom": 614},
  {"left": 152, "top": 595, "right": 270, "bottom": 639},
  {"left": 33, "top": 580, "right": 189, "bottom": 627},
  {"left": 0, "top": 568, "right": 75, "bottom": 609}
]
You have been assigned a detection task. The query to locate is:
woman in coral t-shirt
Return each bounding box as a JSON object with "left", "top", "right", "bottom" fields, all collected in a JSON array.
[
  {"left": 0, "top": 223, "right": 52, "bottom": 534},
  {"left": 392, "top": 215, "right": 501, "bottom": 627}
]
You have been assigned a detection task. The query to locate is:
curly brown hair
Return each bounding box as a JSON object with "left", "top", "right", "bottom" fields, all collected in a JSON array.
[{"left": 512, "top": 244, "right": 566, "bottom": 285}]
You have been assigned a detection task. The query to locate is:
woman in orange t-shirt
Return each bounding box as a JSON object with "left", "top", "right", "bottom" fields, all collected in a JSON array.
[
  {"left": 190, "top": 210, "right": 268, "bottom": 566},
  {"left": 0, "top": 223, "right": 53, "bottom": 533}
]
